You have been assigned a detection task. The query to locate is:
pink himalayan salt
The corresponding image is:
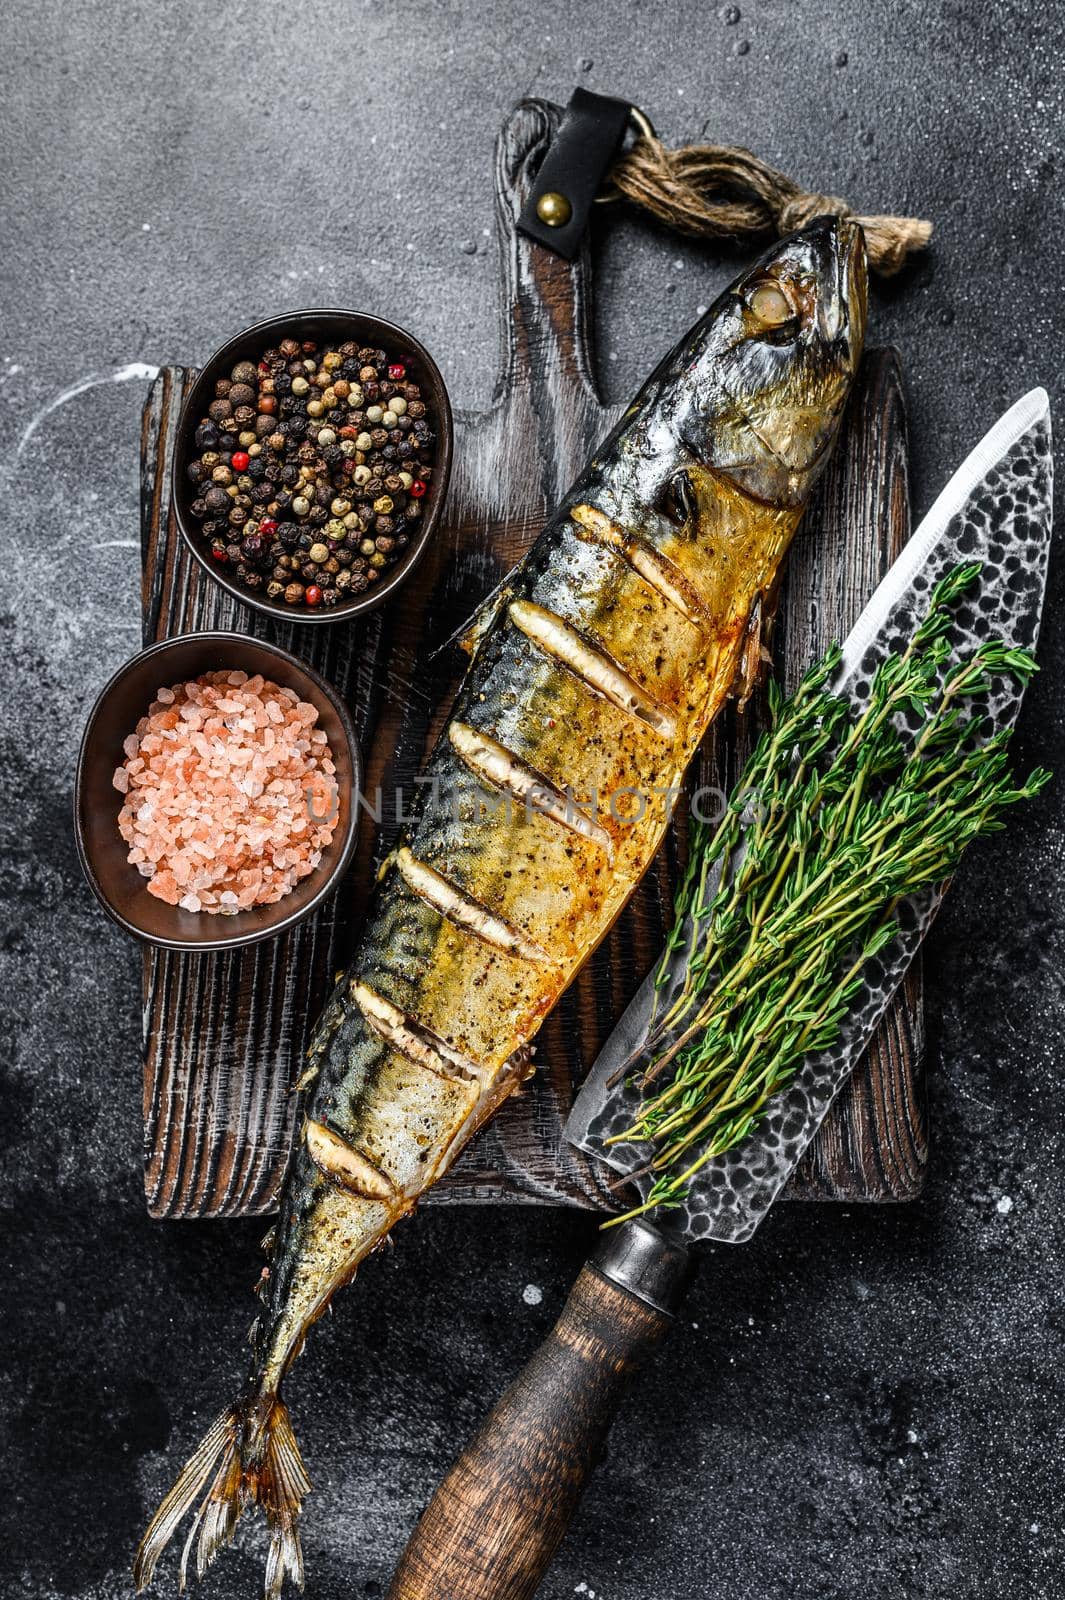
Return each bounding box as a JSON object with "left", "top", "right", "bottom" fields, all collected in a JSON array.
[{"left": 112, "top": 670, "right": 340, "bottom": 914}]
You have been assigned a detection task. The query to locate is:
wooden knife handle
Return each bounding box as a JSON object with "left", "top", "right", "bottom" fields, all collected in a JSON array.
[{"left": 386, "top": 1220, "right": 691, "bottom": 1600}]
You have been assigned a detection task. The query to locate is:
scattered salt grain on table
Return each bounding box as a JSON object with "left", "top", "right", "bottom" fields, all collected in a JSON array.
[{"left": 112, "top": 671, "right": 340, "bottom": 914}]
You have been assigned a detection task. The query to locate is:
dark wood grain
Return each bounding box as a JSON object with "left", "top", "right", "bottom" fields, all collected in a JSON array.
[
  {"left": 386, "top": 1260, "right": 673, "bottom": 1600},
  {"left": 139, "top": 97, "right": 926, "bottom": 1218}
]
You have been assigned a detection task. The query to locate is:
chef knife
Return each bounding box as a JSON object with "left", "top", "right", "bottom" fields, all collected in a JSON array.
[{"left": 386, "top": 389, "right": 1053, "bottom": 1600}]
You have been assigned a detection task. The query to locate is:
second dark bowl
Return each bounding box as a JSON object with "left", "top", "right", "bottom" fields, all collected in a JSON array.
[
  {"left": 75, "top": 632, "right": 362, "bottom": 951},
  {"left": 173, "top": 308, "right": 453, "bottom": 625}
]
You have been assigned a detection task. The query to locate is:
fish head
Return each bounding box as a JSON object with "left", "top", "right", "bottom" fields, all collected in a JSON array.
[{"left": 680, "top": 217, "right": 868, "bottom": 509}]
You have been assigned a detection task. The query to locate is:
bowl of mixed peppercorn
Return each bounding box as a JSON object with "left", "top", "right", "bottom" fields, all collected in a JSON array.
[{"left": 173, "top": 310, "right": 453, "bottom": 622}]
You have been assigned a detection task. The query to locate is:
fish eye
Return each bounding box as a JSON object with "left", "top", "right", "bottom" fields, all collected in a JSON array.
[{"left": 746, "top": 281, "right": 798, "bottom": 331}]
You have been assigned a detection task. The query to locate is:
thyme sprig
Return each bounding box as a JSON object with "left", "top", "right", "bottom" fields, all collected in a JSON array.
[{"left": 606, "top": 564, "right": 1049, "bottom": 1226}]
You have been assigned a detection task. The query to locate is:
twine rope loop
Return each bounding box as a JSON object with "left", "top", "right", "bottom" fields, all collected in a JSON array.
[{"left": 605, "top": 120, "right": 932, "bottom": 277}]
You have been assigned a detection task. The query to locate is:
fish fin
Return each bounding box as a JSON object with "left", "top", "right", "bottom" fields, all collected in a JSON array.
[
  {"left": 133, "top": 1396, "right": 310, "bottom": 1599},
  {"left": 734, "top": 593, "right": 774, "bottom": 710},
  {"left": 431, "top": 575, "right": 513, "bottom": 662}
]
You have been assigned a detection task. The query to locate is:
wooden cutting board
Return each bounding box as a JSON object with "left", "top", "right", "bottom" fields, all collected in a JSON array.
[{"left": 138, "top": 98, "right": 926, "bottom": 1219}]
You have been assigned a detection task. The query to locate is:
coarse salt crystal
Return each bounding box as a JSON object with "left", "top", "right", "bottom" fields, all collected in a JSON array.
[{"left": 114, "top": 674, "right": 340, "bottom": 916}]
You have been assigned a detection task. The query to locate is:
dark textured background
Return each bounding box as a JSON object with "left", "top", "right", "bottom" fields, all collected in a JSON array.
[{"left": 2, "top": 2, "right": 1063, "bottom": 1597}]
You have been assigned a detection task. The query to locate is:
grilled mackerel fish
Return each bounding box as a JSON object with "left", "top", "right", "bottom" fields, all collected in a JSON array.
[{"left": 136, "top": 218, "right": 867, "bottom": 1595}]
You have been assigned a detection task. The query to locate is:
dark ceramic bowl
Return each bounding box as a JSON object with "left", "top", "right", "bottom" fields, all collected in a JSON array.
[
  {"left": 75, "top": 632, "right": 361, "bottom": 951},
  {"left": 172, "top": 308, "right": 453, "bottom": 625}
]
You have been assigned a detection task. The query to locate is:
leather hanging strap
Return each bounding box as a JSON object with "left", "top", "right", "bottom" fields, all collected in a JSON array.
[{"left": 517, "top": 88, "right": 633, "bottom": 260}]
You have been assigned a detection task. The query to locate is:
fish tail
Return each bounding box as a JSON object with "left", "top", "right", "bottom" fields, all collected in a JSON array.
[{"left": 133, "top": 1394, "right": 310, "bottom": 1597}]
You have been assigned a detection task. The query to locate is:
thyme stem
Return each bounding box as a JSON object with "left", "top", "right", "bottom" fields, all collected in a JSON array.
[{"left": 605, "top": 565, "right": 1050, "bottom": 1226}]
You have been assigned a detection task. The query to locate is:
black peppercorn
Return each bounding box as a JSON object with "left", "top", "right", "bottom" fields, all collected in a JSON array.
[{"left": 190, "top": 331, "right": 435, "bottom": 603}]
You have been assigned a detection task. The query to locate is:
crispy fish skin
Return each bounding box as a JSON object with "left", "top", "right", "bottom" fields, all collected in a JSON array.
[{"left": 135, "top": 218, "right": 867, "bottom": 1596}]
